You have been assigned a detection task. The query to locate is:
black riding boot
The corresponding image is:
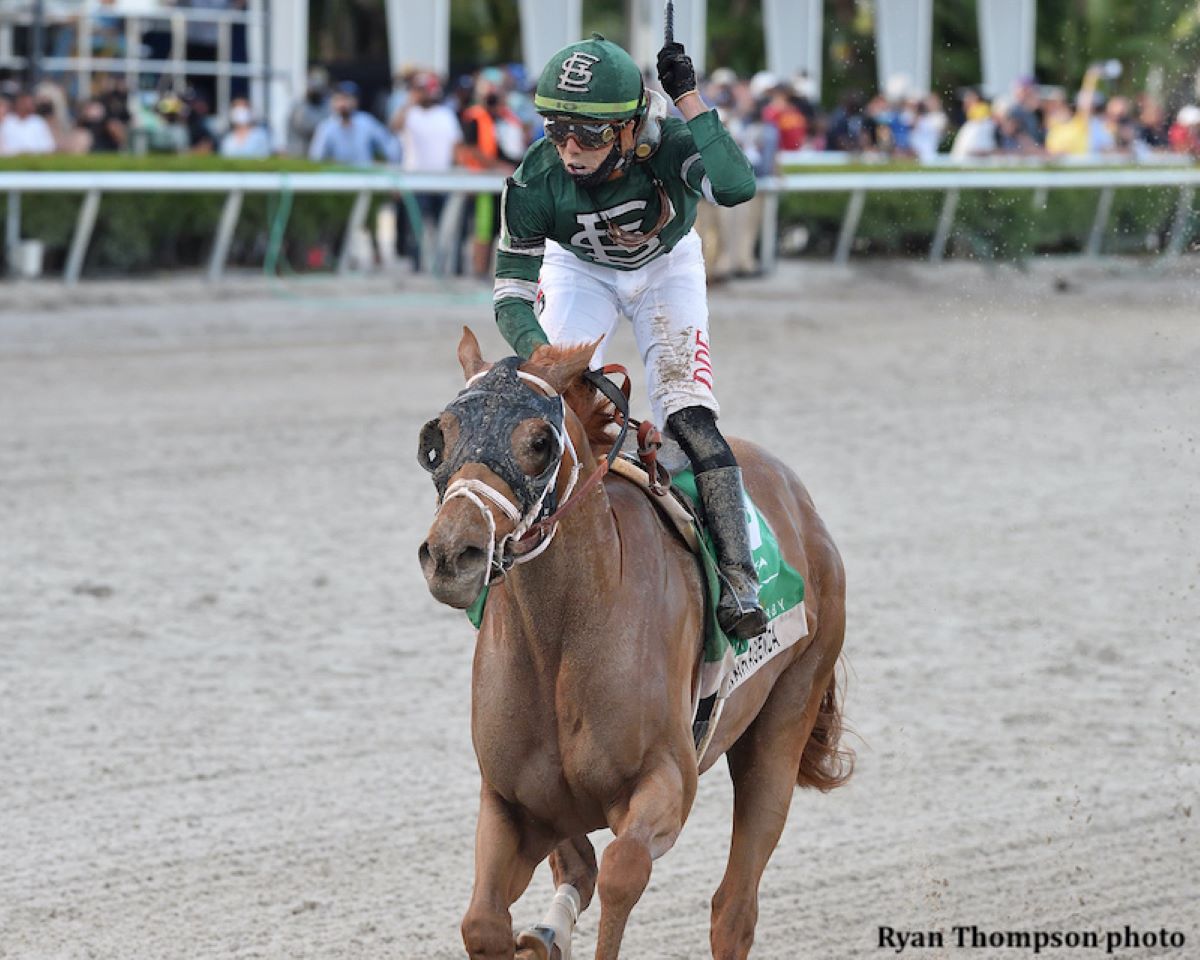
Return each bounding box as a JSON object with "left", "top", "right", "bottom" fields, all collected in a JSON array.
[{"left": 695, "top": 466, "right": 769, "bottom": 641}]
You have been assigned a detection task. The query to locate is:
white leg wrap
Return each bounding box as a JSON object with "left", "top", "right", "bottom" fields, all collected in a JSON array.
[{"left": 538, "top": 884, "right": 581, "bottom": 960}]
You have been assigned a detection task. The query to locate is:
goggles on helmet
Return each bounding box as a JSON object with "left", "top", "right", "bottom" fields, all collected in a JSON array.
[{"left": 542, "top": 116, "right": 623, "bottom": 149}]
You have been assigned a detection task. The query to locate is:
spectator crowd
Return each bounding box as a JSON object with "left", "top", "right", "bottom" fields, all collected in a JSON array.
[
  {"left": 3, "top": 56, "right": 1198, "bottom": 276},
  {"left": 4, "top": 57, "right": 1198, "bottom": 166}
]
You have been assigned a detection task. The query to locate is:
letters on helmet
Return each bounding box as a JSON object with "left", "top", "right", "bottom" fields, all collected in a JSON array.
[{"left": 557, "top": 52, "right": 601, "bottom": 94}]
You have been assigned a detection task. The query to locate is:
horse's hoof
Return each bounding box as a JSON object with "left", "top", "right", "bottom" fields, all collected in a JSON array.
[{"left": 515, "top": 928, "right": 559, "bottom": 960}]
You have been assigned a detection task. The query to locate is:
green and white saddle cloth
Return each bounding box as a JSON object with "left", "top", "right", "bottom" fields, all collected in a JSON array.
[{"left": 669, "top": 468, "right": 807, "bottom": 705}]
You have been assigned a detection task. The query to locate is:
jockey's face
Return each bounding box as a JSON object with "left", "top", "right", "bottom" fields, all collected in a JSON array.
[
  {"left": 548, "top": 118, "right": 632, "bottom": 178},
  {"left": 554, "top": 135, "right": 611, "bottom": 177}
]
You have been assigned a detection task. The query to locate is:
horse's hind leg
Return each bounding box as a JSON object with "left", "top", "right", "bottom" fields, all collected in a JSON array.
[
  {"left": 549, "top": 835, "right": 598, "bottom": 910},
  {"left": 462, "top": 784, "right": 554, "bottom": 960},
  {"left": 709, "top": 655, "right": 839, "bottom": 960}
]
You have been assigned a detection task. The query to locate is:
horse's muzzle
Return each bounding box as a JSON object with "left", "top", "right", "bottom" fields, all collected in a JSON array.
[{"left": 419, "top": 528, "right": 489, "bottom": 609}]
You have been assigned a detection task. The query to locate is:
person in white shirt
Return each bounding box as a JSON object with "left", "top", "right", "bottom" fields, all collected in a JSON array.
[
  {"left": 0, "top": 92, "right": 56, "bottom": 156},
  {"left": 389, "top": 72, "right": 462, "bottom": 271},
  {"left": 910, "top": 94, "right": 948, "bottom": 164},
  {"left": 219, "top": 98, "right": 272, "bottom": 158},
  {"left": 950, "top": 100, "right": 996, "bottom": 162}
]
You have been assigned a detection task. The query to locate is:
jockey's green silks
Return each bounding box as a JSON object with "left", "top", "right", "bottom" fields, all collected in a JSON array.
[{"left": 494, "top": 110, "right": 756, "bottom": 358}]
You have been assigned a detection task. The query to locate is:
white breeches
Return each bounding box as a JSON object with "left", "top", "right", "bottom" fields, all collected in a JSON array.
[{"left": 537, "top": 228, "right": 720, "bottom": 428}]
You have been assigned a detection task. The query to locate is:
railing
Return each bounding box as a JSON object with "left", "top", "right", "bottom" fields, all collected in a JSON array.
[{"left": 2, "top": 166, "right": 1198, "bottom": 285}]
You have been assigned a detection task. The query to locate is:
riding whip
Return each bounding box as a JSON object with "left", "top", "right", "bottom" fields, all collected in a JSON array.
[{"left": 664, "top": 0, "right": 675, "bottom": 44}]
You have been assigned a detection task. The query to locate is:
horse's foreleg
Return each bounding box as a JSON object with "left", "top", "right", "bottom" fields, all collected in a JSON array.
[
  {"left": 594, "top": 762, "right": 695, "bottom": 960},
  {"left": 709, "top": 661, "right": 834, "bottom": 960},
  {"left": 462, "top": 784, "right": 552, "bottom": 960}
]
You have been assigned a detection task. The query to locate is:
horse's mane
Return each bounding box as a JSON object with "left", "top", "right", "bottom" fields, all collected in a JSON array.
[{"left": 523, "top": 346, "right": 619, "bottom": 456}]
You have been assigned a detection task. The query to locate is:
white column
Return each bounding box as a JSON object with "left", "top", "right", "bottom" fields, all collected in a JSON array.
[
  {"left": 384, "top": 0, "right": 450, "bottom": 77},
  {"left": 875, "top": 0, "right": 933, "bottom": 97},
  {"left": 266, "top": 0, "right": 308, "bottom": 151},
  {"left": 628, "top": 0, "right": 658, "bottom": 76},
  {"left": 518, "top": 0, "right": 582, "bottom": 80},
  {"left": 763, "top": 0, "right": 822, "bottom": 94},
  {"left": 246, "top": 0, "right": 265, "bottom": 112},
  {"left": 630, "top": 0, "right": 707, "bottom": 77},
  {"left": 978, "top": 0, "right": 1036, "bottom": 98}
]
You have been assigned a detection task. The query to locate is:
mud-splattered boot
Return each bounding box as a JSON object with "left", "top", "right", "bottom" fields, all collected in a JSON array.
[{"left": 695, "top": 466, "right": 769, "bottom": 641}]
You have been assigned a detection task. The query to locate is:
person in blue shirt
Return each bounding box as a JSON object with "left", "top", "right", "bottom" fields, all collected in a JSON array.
[{"left": 308, "top": 81, "right": 400, "bottom": 165}]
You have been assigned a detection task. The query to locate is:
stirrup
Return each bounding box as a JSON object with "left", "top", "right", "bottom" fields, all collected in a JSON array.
[{"left": 717, "top": 595, "right": 769, "bottom": 642}]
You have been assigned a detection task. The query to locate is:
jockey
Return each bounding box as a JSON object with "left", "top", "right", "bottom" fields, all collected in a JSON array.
[{"left": 492, "top": 34, "right": 768, "bottom": 641}]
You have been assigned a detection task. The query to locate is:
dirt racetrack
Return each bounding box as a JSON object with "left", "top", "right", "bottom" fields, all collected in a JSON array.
[{"left": 2, "top": 259, "right": 1197, "bottom": 960}]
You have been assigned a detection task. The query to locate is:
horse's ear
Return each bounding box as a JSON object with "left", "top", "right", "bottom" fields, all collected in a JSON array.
[
  {"left": 528, "top": 340, "right": 600, "bottom": 395},
  {"left": 457, "top": 327, "right": 490, "bottom": 381}
]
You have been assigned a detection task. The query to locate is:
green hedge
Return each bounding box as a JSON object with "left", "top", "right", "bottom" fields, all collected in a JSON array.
[
  {"left": 2, "top": 156, "right": 1197, "bottom": 274},
  {"left": 778, "top": 164, "right": 1199, "bottom": 259},
  {"left": 0, "top": 155, "right": 385, "bottom": 275}
]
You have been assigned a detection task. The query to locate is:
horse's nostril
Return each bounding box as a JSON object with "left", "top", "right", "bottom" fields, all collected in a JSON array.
[
  {"left": 457, "top": 545, "right": 486, "bottom": 570},
  {"left": 418, "top": 542, "right": 433, "bottom": 569}
]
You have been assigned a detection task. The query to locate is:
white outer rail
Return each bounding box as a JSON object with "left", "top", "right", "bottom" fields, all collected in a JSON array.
[{"left": 2, "top": 167, "right": 1198, "bottom": 284}]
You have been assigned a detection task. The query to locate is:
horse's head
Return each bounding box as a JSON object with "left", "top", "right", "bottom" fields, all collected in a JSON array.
[{"left": 418, "top": 328, "right": 597, "bottom": 608}]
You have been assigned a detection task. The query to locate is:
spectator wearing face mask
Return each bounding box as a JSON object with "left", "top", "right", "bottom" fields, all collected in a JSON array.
[
  {"left": 146, "top": 94, "right": 192, "bottom": 154},
  {"left": 74, "top": 99, "right": 126, "bottom": 153},
  {"left": 389, "top": 71, "right": 462, "bottom": 271},
  {"left": 184, "top": 90, "right": 218, "bottom": 154},
  {"left": 457, "top": 81, "right": 522, "bottom": 275},
  {"left": 909, "top": 94, "right": 947, "bottom": 163},
  {"left": 220, "top": 98, "right": 271, "bottom": 158},
  {"left": 308, "top": 81, "right": 400, "bottom": 165},
  {"left": 289, "top": 69, "right": 331, "bottom": 156}
]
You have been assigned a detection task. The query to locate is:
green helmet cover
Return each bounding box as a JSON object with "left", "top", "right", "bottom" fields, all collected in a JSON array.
[{"left": 535, "top": 34, "right": 645, "bottom": 120}]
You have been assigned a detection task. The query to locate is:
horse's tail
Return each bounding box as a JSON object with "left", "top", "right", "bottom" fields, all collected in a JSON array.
[{"left": 797, "top": 662, "right": 854, "bottom": 792}]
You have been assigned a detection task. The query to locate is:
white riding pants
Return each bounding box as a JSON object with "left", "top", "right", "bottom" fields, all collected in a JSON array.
[{"left": 537, "top": 229, "right": 719, "bottom": 428}]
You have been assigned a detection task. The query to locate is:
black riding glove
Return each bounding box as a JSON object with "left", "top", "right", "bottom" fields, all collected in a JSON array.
[{"left": 657, "top": 42, "right": 697, "bottom": 103}]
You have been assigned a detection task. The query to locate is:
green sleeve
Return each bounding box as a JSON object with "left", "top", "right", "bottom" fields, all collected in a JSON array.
[
  {"left": 670, "top": 110, "right": 757, "bottom": 207},
  {"left": 494, "top": 176, "right": 551, "bottom": 358}
]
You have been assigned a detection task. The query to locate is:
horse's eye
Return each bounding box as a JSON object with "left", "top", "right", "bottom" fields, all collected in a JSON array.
[
  {"left": 530, "top": 435, "right": 548, "bottom": 454},
  {"left": 417, "top": 419, "right": 445, "bottom": 473}
]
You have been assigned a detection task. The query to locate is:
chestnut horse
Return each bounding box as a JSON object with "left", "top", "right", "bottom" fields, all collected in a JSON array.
[{"left": 418, "top": 330, "right": 851, "bottom": 960}]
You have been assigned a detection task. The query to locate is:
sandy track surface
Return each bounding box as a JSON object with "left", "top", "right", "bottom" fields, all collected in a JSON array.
[{"left": 2, "top": 261, "right": 1197, "bottom": 959}]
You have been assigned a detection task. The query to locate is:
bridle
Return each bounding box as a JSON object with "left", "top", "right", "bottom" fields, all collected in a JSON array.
[
  {"left": 424, "top": 361, "right": 658, "bottom": 586},
  {"left": 438, "top": 367, "right": 581, "bottom": 583}
]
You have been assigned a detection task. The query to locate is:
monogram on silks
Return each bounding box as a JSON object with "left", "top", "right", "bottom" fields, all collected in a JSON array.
[
  {"left": 570, "top": 195, "right": 678, "bottom": 268},
  {"left": 419, "top": 357, "right": 565, "bottom": 516}
]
